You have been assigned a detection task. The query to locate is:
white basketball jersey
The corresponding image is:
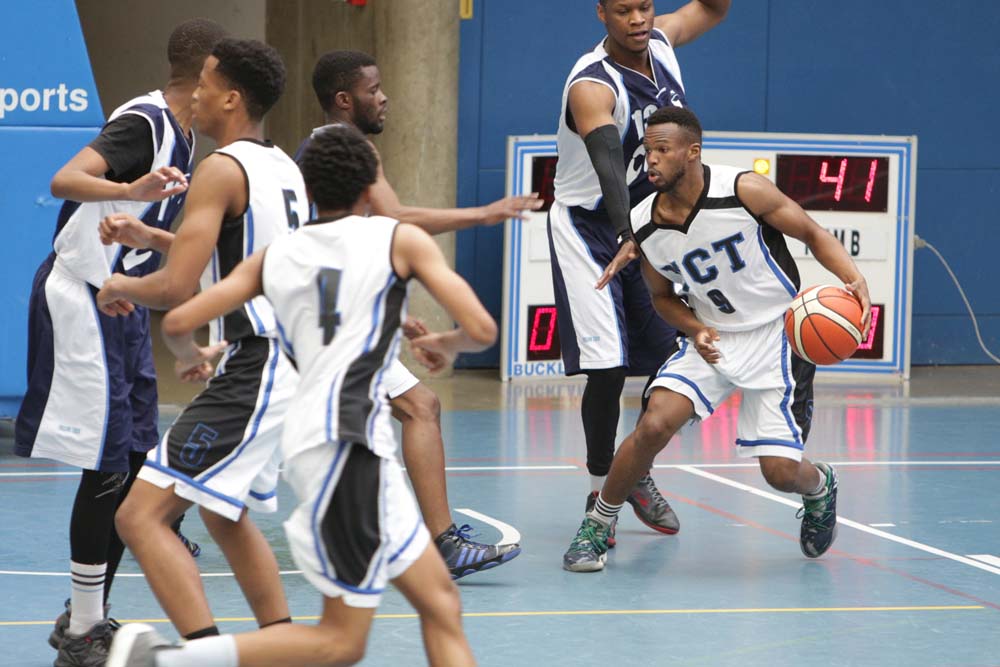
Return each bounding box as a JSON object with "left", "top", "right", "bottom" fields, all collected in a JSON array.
[
  {"left": 53, "top": 90, "right": 193, "bottom": 287},
  {"left": 553, "top": 29, "right": 687, "bottom": 210},
  {"left": 202, "top": 140, "right": 309, "bottom": 344},
  {"left": 262, "top": 215, "right": 407, "bottom": 461},
  {"left": 631, "top": 164, "right": 801, "bottom": 331}
]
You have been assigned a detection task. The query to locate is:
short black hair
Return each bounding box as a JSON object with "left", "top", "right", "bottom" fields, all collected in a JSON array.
[
  {"left": 312, "top": 50, "right": 377, "bottom": 112},
  {"left": 211, "top": 38, "right": 286, "bottom": 121},
  {"left": 300, "top": 125, "right": 379, "bottom": 211},
  {"left": 167, "top": 18, "right": 227, "bottom": 80},
  {"left": 646, "top": 106, "right": 703, "bottom": 143}
]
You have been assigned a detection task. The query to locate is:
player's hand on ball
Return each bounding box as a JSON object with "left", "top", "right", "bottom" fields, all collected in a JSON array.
[
  {"left": 481, "top": 192, "right": 543, "bottom": 224},
  {"left": 124, "top": 166, "right": 188, "bottom": 202},
  {"left": 694, "top": 327, "right": 721, "bottom": 364},
  {"left": 96, "top": 275, "right": 135, "bottom": 316},
  {"left": 844, "top": 277, "right": 872, "bottom": 339},
  {"left": 410, "top": 333, "right": 455, "bottom": 374},
  {"left": 596, "top": 239, "right": 638, "bottom": 290},
  {"left": 100, "top": 213, "right": 154, "bottom": 248}
]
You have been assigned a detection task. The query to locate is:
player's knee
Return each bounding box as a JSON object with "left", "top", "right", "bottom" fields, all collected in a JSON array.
[
  {"left": 393, "top": 384, "right": 441, "bottom": 424},
  {"left": 313, "top": 633, "right": 366, "bottom": 666},
  {"left": 114, "top": 501, "right": 143, "bottom": 544},
  {"left": 634, "top": 410, "right": 681, "bottom": 452},
  {"left": 759, "top": 457, "right": 799, "bottom": 492}
]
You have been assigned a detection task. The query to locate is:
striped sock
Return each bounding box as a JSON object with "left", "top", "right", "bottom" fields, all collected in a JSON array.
[
  {"left": 588, "top": 493, "right": 624, "bottom": 527},
  {"left": 68, "top": 561, "right": 106, "bottom": 635}
]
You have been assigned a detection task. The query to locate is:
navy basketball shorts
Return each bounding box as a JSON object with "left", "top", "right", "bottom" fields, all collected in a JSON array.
[
  {"left": 647, "top": 317, "right": 816, "bottom": 461},
  {"left": 140, "top": 336, "right": 297, "bottom": 521},
  {"left": 547, "top": 201, "right": 677, "bottom": 376},
  {"left": 283, "top": 441, "right": 429, "bottom": 608},
  {"left": 15, "top": 254, "right": 158, "bottom": 472}
]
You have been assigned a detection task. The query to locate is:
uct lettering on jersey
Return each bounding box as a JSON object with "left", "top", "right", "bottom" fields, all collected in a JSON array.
[
  {"left": 554, "top": 28, "right": 688, "bottom": 211},
  {"left": 631, "top": 165, "right": 803, "bottom": 332}
]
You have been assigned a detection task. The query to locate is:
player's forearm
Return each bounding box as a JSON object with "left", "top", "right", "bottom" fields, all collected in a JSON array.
[
  {"left": 442, "top": 324, "right": 497, "bottom": 355},
  {"left": 51, "top": 171, "right": 130, "bottom": 202},
  {"left": 146, "top": 228, "right": 175, "bottom": 254},
  {"left": 110, "top": 273, "right": 195, "bottom": 311},
  {"left": 652, "top": 294, "right": 703, "bottom": 338},
  {"left": 161, "top": 328, "right": 203, "bottom": 366},
  {"left": 805, "top": 230, "right": 864, "bottom": 285},
  {"left": 393, "top": 205, "right": 483, "bottom": 235},
  {"left": 584, "top": 125, "right": 632, "bottom": 239}
]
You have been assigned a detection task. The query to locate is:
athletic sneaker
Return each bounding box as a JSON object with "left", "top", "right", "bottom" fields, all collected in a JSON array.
[
  {"left": 798, "top": 462, "right": 839, "bottom": 558},
  {"left": 48, "top": 599, "right": 112, "bottom": 650},
  {"left": 585, "top": 491, "right": 617, "bottom": 547},
  {"left": 106, "top": 623, "right": 173, "bottom": 667},
  {"left": 562, "top": 516, "right": 612, "bottom": 572},
  {"left": 627, "top": 472, "right": 680, "bottom": 535},
  {"left": 435, "top": 524, "right": 521, "bottom": 580},
  {"left": 54, "top": 619, "right": 117, "bottom": 667}
]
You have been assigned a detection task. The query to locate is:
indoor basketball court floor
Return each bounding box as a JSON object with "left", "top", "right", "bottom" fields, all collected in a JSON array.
[{"left": 2, "top": 367, "right": 998, "bottom": 666}]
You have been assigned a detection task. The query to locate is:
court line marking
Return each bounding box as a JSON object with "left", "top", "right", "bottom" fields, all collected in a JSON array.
[
  {"left": 0, "top": 605, "right": 984, "bottom": 627},
  {"left": 0, "top": 569, "right": 305, "bottom": 578},
  {"left": 677, "top": 465, "right": 1000, "bottom": 577},
  {"left": 4, "top": 460, "right": 1000, "bottom": 478},
  {"left": 453, "top": 508, "right": 522, "bottom": 544},
  {"left": 968, "top": 555, "right": 1000, "bottom": 568}
]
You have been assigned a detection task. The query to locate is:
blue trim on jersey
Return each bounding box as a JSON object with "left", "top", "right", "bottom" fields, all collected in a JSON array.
[
  {"left": 246, "top": 205, "right": 255, "bottom": 254},
  {"left": 201, "top": 339, "right": 280, "bottom": 482},
  {"left": 756, "top": 225, "right": 797, "bottom": 297},
  {"left": 735, "top": 438, "right": 805, "bottom": 451},
  {"left": 249, "top": 488, "right": 277, "bottom": 501},
  {"left": 363, "top": 275, "right": 398, "bottom": 444},
  {"left": 144, "top": 459, "right": 244, "bottom": 509},
  {"left": 779, "top": 334, "right": 803, "bottom": 444},
  {"left": 87, "top": 290, "right": 111, "bottom": 466},
  {"left": 658, "top": 336, "right": 689, "bottom": 372},
  {"left": 656, "top": 371, "right": 714, "bottom": 415},
  {"left": 324, "top": 370, "right": 344, "bottom": 445},
  {"left": 275, "top": 316, "right": 296, "bottom": 361}
]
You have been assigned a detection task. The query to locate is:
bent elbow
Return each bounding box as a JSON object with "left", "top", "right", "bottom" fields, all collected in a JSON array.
[
  {"left": 161, "top": 312, "right": 186, "bottom": 338},
  {"left": 471, "top": 317, "right": 498, "bottom": 348},
  {"left": 50, "top": 173, "right": 69, "bottom": 200}
]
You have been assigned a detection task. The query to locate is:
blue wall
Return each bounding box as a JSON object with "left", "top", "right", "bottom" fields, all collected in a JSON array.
[
  {"left": 457, "top": 0, "right": 1000, "bottom": 367},
  {"left": 0, "top": 0, "right": 104, "bottom": 416}
]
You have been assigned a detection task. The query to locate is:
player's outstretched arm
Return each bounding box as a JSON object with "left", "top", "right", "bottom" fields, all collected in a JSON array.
[
  {"left": 96, "top": 154, "right": 243, "bottom": 313},
  {"left": 367, "top": 150, "right": 541, "bottom": 235},
  {"left": 737, "top": 171, "right": 872, "bottom": 336},
  {"left": 654, "top": 0, "right": 730, "bottom": 48},
  {"left": 51, "top": 146, "right": 188, "bottom": 203},
  {"left": 160, "top": 249, "right": 267, "bottom": 381},
  {"left": 391, "top": 224, "right": 497, "bottom": 371}
]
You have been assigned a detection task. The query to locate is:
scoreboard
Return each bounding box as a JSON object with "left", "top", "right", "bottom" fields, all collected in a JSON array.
[{"left": 500, "top": 132, "right": 917, "bottom": 381}]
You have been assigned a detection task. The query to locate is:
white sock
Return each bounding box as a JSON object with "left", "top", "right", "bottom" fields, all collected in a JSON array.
[
  {"left": 804, "top": 469, "right": 827, "bottom": 498},
  {"left": 155, "top": 635, "right": 239, "bottom": 667},
  {"left": 68, "top": 561, "right": 106, "bottom": 635},
  {"left": 588, "top": 493, "right": 625, "bottom": 527},
  {"left": 589, "top": 474, "right": 606, "bottom": 493}
]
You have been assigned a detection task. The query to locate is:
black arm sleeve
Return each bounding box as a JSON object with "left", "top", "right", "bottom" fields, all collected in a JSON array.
[
  {"left": 88, "top": 114, "right": 155, "bottom": 184},
  {"left": 583, "top": 124, "right": 632, "bottom": 240}
]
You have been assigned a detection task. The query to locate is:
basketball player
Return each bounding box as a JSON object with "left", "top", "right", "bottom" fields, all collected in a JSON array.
[
  {"left": 549, "top": 0, "right": 729, "bottom": 545},
  {"left": 13, "top": 18, "right": 226, "bottom": 666},
  {"left": 106, "top": 125, "right": 484, "bottom": 667},
  {"left": 563, "top": 106, "right": 871, "bottom": 571},
  {"left": 95, "top": 39, "right": 306, "bottom": 641},
  {"left": 299, "top": 50, "right": 538, "bottom": 578}
]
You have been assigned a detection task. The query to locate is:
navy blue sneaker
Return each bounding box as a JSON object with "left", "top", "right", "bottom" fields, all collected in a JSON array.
[
  {"left": 798, "top": 462, "right": 839, "bottom": 558},
  {"left": 435, "top": 524, "right": 521, "bottom": 580},
  {"left": 177, "top": 531, "right": 201, "bottom": 558}
]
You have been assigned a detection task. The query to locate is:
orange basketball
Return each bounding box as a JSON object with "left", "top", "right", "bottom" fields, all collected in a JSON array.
[{"left": 784, "top": 285, "right": 864, "bottom": 365}]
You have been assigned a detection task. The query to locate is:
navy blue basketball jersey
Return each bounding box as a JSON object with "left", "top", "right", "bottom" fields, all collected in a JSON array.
[
  {"left": 52, "top": 91, "right": 194, "bottom": 287},
  {"left": 554, "top": 29, "right": 688, "bottom": 212}
]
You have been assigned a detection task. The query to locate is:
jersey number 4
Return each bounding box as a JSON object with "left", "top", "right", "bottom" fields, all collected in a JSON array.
[{"left": 317, "top": 268, "right": 343, "bottom": 345}]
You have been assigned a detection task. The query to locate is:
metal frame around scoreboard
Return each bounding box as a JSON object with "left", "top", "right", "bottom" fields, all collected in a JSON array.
[{"left": 500, "top": 131, "right": 918, "bottom": 382}]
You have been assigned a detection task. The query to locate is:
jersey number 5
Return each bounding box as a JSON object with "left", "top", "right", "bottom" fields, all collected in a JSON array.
[{"left": 317, "top": 268, "right": 343, "bottom": 345}]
